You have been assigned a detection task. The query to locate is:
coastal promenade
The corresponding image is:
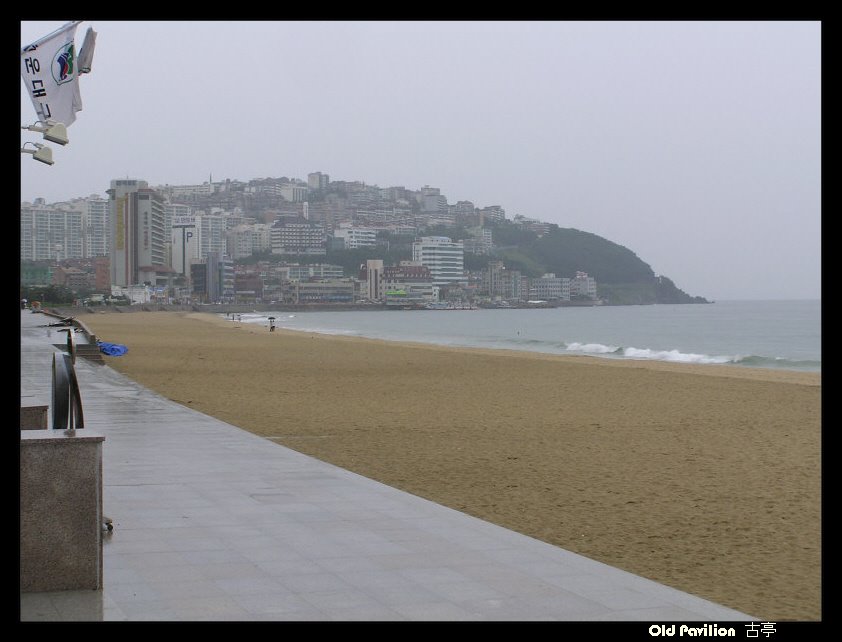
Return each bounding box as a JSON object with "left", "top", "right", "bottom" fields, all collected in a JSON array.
[{"left": 19, "top": 309, "right": 756, "bottom": 621}]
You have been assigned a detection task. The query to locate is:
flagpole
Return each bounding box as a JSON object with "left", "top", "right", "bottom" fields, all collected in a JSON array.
[{"left": 20, "top": 20, "right": 82, "bottom": 52}]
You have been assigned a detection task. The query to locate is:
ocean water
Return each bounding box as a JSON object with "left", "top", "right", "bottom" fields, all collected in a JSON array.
[{"left": 226, "top": 299, "right": 821, "bottom": 373}]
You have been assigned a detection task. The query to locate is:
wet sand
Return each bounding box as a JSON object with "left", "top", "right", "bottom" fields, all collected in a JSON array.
[{"left": 81, "top": 311, "right": 821, "bottom": 620}]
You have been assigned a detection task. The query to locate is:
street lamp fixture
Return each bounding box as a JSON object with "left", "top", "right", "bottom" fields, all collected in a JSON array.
[
  {"left": 20, "top": 141, "right": 54, "bottom": 166},
  {"left": 22, "top": 120, "right": 69, "bottom": 145}
]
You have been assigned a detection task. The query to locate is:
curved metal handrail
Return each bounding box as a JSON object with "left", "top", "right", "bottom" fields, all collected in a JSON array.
[
  {"left": 64, "top": 326, "right": 76, "bottom": 364},
  {"left": 52, "top": 352, "right": 84, "bottom": 434}
]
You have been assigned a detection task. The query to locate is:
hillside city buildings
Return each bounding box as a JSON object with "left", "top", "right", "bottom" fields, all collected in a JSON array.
[{"left": 21, "top": 172, "right": 598, "bottom": 307}]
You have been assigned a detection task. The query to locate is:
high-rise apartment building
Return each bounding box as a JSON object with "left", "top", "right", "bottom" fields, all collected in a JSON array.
[
  {"left": 195, "top": 213, "right": 227, "bottom": 260},
  {"left": 21, "top": 200, "right": 83, "bottom": 261},
  {"left": 270, "top": 219, "right": 327, "bottom": 255},
  {"left": 108, "top": 179, "right": 169, "bottom": 287},
  {"left": 412, "top": 236, "right": 465, "bottom": 287},
  {"left": 21, "top": 196, "right": 110, "bottom": 263},
  {"left": 84, "top": 197, "right": 110, "bottom": 258}
]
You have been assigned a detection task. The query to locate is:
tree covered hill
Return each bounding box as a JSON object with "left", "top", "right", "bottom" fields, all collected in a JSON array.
[
  {"left": 489, "top": 223, "right": 710, "bottom": 304},
  {"left": 491, "top": 224, "right": 654, "bottom": 284}
]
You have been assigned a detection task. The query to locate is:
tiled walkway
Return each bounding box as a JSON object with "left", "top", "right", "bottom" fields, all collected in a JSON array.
[{"left": 19, "top": 310, "right": 755, "bottom": 621}]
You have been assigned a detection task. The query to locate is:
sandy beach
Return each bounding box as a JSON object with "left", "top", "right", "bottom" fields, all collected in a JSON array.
[{"left": 79, "top": 310, "right": 821, "bottom": 621}]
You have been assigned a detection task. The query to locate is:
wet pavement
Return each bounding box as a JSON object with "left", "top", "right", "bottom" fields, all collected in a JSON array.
[{"left": 19, "top": 309, "right": 756, "bottom": 621}]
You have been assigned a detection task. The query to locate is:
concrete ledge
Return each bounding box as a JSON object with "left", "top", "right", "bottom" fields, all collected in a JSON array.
[
  {"left": 20, "top": 405, "right": 49, "bottom": 430},
  {"left": 71, "top": 317, "right": 98, "bottom": 345},
  {"left": 39, "top": 309, "right": 98, "bottom": 344},
  {"left": 20, "top": 430, "right": 105, "bottom": 593}
]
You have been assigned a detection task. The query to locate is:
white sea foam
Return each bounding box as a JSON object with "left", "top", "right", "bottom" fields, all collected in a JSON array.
[
  {"left": 565, "top": 342, "right": 619, "bottom": 354},
  {"left": 622, "top": 347, "right": 734, "bottom": 364}
]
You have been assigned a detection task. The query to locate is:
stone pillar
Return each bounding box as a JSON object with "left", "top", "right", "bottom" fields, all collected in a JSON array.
[{"left": 20, "top": 430, "right": 105, "bottom": 592}]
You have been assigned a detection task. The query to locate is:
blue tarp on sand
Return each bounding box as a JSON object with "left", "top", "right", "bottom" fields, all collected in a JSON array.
[{"left": 97, "top": 341, "right": 128, "bottom": 356}]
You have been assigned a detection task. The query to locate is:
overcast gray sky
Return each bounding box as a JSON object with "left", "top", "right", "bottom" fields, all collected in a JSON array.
[{"left": 20, "top": 20, "right": 820, "bottom": 301}]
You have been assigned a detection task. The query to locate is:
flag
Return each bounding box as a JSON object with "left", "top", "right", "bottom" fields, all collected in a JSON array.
[{"left": 21, "top": 21, "right": 84, "bottom": 127}]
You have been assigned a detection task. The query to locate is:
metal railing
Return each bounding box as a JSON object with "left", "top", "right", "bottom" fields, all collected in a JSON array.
[{"left": 52, "top": 328, "right": 84, "bottom": 434}]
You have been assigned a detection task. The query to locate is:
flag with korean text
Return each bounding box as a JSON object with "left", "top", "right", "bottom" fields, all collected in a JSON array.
[{"left": 21, "top": 21, "right": 83, "bottom": 127}]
